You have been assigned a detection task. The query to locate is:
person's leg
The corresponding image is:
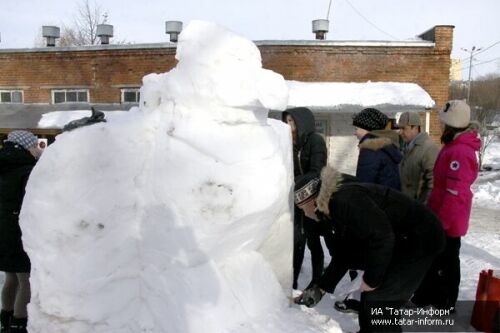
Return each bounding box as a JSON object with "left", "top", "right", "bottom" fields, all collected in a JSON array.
[
  {"left": 443, "top": 237, "right": 461, "bottom": 309},
  {"left": 10, "top": 273, "right": 30, "bottom": 333},
  {"left": 304, "top": 220, "right": 324, "bottom": 287},
  {"left": 1, "top": 272, "right": 18, "bottom": 332},
  {"left": 359, "top": 256, "right": 434, "bottom": 332},
  {"left": 293, "top": 210, "right": 306, "bottom": 289}
]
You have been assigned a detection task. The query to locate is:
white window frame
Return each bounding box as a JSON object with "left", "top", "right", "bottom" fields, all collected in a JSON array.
[
  {"left": 51, "top": 89, "right": 89, "bottom": 104},
  {"left": 121, "top": 88, "right": 140, "bottom": 104},
  {"left": 0, "top": 90, "right": 24, "bottom": 103}
]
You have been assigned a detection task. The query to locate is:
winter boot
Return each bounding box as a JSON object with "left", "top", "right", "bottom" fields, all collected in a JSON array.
[
  {"left": 1, "top": 310, "right": 13, "bottom": 333},
  {"left": 9, "top": 317, "right": 27, "bottom": 333}
]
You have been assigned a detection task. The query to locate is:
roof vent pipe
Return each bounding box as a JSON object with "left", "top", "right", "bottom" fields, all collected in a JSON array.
[
  {"left": 312, "top": 19, "right": 329, "bottom": 40},
  {"left": 165, "top": 21, "right": 183, "bottom": 42},
  {"left": 97, "top": 24, "right": 114, "bottom": 44},
  {"left": 42, "top": 26, "right": 60, "bottom": 47}
]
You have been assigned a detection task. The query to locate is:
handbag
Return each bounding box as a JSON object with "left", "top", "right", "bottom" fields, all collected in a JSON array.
[{"left": 470, "top": 269, "right": 500, "bottom": 332}]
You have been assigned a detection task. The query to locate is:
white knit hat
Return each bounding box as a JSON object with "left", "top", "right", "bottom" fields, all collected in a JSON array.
[
  {"left": 7, "top": 130, "right": 39, "bottom": 150},
  {"left": 439, "top": 100, "right": 471, "bottom": 128}
]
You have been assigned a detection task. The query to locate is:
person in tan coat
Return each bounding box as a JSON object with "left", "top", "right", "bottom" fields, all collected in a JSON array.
[{"left": 398, "top": 112, "right": 440, "bottom": 204}]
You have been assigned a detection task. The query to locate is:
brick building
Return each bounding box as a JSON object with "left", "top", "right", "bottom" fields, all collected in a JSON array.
[{"left": 0, "top": 25, "right": 453, "bottom": 171}]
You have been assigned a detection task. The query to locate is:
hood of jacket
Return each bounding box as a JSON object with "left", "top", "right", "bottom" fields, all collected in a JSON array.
[
  {"left": 451, "top": 129, "right": 481, "bottom": 152},
  {"left": 359, "top": 133, "right": 403, "bottom": 164},
  {"left": 283, "top": 107, "right": 316, "bottom": 147},
  {"left": 316, "top": 166, "right": 344, "bottom": 217}
]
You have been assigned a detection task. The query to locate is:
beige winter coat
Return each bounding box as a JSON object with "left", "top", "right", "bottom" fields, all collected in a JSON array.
[{"left": 400, "top": 132, "right": 440, "bottom": 203}]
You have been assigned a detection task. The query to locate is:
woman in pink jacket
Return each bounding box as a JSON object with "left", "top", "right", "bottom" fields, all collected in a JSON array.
[{"left": 412, "top": 100, "right": 481, "bottom": 312}]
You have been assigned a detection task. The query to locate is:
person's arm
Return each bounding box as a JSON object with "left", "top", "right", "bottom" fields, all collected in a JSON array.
[
  {"left": 435, "top": 149, "right": 478, "bottom": 232},
  {"left": 418, "top": 143, "right": 440, "bottom": 203},
  {"left": 356, "top": 149, "right": 381, "bottom": 184},
  {"left": 296, "top": 133, "right": 327, "bottom": 183}
]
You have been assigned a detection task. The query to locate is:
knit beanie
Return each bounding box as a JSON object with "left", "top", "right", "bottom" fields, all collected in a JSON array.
[
  {"left": 439, "top": 100, "right": 471, "bottom": 128},
  {"left": 352, "top": 108, "right": 389, "bottom": 131},
  {"left": 6, "top": 130, "right": 39, "bottom": 150},
  {"left": 294, "top": 174, "right": 321, "bottom": 206}
]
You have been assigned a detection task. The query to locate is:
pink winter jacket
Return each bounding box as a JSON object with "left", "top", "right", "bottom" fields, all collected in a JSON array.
[{"left": 428, "top": 131, "right": 480, "bottom": 237}]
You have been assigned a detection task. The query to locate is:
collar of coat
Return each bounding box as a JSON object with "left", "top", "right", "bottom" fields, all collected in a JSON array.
[{"left": 316, "top": 166, "right": 344, "bottom": 217}]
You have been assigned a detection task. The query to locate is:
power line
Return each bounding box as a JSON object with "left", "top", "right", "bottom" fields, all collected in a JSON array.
[
  {"left": 343, "top": 0, "right": 398, "bottom": 40},
  {"left": 462, "top": 56, "right": 500, "bottom": 70},
  {"left": 326, "top": 0, "right": 333, "bottom": 20}
]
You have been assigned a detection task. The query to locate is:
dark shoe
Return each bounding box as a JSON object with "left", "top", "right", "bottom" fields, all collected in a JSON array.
[
  {"left": 1, "top": 310, "right": 13, "bottom": 333},
  {"left": 334, "top": 298, "right": 360, "bottom": 314},
  {"left": 294, "top": 287, "right": 324, "bottom": 308},
  {"left": 10, "top": 317, "right": 27, "bottom": 333}
]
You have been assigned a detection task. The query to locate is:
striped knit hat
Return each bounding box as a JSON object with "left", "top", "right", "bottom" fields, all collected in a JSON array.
[{"left": 7, "top": 130, "right": 39, "bottom": 150}]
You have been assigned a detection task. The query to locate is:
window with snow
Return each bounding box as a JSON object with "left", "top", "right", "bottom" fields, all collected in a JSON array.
[
  {"left": 52, "top": 89, "right": 89, "bottom": 104},
  {"left": 121, "top": 88, "right": 140, "bottom": 104}
]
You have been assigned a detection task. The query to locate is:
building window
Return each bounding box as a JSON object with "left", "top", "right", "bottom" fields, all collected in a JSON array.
[
  {"left": 0, "top": 90, "right": 23, "bottom": 103},
  {"left": 121, "top": 88, "right": 140, "bottom": 103},
  {"left": 52, "top": 89, "right": 89, "bottom": 104}
]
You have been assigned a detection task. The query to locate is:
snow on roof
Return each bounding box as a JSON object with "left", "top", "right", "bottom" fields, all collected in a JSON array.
[{"left": 286, "top": 81, "right": 435, "bottom": 113}]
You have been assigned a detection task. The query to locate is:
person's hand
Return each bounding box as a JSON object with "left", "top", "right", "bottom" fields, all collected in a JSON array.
[
  {"left": 294, "top": 287, "right": 325, "bottom": 307},
  {"left": 360, "top": 279, "right": 376, "bottom": 292}
]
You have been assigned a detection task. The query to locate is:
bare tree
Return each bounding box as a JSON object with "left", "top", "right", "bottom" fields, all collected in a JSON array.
[
  {"left": 450, "top": 74, "right": 500, "bottom": 169},
  {"left": 59, "top": 0, "right": 107, "bottom": 46}
]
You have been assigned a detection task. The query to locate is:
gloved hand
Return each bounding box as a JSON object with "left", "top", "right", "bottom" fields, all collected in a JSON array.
[{"left": 294, "top": 287, "right": 324, "bottom": 307}]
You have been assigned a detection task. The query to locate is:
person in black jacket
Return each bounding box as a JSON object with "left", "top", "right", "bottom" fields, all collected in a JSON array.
[
  {"left": 353, "top": 108, "right": 402, "bottom": 190},
  {"left": 0, "top": 130, "right": 41, "bottom": 333},
  {"left": 294, "top": 167, "right": 445, "bottom": 333},
  {"left": 282, "top": 107, "right": 327, "bottom": 289}
]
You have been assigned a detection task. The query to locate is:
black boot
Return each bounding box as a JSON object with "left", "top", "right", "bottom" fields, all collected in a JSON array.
[
  {"left": 1, "top": 310, "right": 13, "bottom": 333},
  {"left": 9, "top": 317, "right": 27, "bottom": 333}
]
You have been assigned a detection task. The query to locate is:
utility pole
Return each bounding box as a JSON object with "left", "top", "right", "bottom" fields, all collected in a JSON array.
[{"left": 462, "top": 46, "right": 482, "bottom": 104}]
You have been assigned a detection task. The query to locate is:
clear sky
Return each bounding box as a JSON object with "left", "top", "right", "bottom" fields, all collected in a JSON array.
[{"left": 1, "top": 0, "right": 499, "bottom": 79}]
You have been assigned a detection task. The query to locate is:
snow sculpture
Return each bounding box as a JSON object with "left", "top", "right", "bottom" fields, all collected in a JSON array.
[{"left": 20, "top": 21, "right": 338, "bottom": 333}]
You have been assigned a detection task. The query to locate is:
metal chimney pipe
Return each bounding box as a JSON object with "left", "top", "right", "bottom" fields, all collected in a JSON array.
[
  {"left": 42, "top": 26, "right": 60, "bottom": 47},
  {"left": 165, "top": 21, "right": 183, "bottom": 42},
  {"left": 97, "top": 24, "right": 114, "bottom": 45},
  {"left": 312, "top": 19, "right": 329, "bottom": 40}
]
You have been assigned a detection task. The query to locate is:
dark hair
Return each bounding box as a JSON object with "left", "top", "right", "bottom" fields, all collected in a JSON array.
[{"left": 441, "top": 124, "right": 467, "bottom": 144}]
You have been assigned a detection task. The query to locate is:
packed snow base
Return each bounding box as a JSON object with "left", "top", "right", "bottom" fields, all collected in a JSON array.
[{"left": 19, "top": 21, "right": 339, "bottom": 333}]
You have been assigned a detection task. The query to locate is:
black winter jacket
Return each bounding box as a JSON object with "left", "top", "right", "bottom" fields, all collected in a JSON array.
[
  {"left": 315, "top": 167, "right": 445, "bottom": 293},
  {"left": 283, "top": 107, "right": 327, "bottom": 184},
  {"left": 0, "top": 142, "right": 36, "bottom": 272},
  {"left": 356, "top": 132, "right": 402, "bottom": 190}
]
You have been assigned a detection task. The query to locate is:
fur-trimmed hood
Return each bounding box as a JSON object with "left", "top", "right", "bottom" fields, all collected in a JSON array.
[
  {"left": 316, "top": 166, "right": 344, "bottom": 216},
  {"left": 358, "top": 133, "right": 403, "bottom": 165}
]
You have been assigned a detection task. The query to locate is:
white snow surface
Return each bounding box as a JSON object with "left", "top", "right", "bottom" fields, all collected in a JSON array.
[
  {"left": 20, "top": 21, "right": 339, "bottom": 333},
  {"left": 286, "top": 80, "right": 435, "bottom": 111}
]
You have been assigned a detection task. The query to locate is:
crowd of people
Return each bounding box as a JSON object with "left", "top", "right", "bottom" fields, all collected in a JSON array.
[
  {"left": 291, "top": 100, "right": 480, "bottom": 332},
  {"left": 0, "top": 100, "right": 481, "bottom": 333}
]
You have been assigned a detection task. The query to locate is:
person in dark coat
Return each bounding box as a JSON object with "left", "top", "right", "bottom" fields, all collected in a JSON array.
[
  {"left": 294, "top": 167, "right": 445, "bottom": 333},
  {"left": 0, "top": 130, "right": 41, "bottom": 333},
  {"left": 353, "top": 108, "right": 402, "bottom": 190},
  {"left": 282, "top": 107, "right": 327, "bottom": 289}
]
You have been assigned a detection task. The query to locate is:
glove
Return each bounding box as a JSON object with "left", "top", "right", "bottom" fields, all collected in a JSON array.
[{"left": 294, "top": 287, "right": 324, "bottom": 307}]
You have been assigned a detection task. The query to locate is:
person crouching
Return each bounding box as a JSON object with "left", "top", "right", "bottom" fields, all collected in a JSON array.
[{"left": 294, "top": 167, "right": 445, "bottom": 333}]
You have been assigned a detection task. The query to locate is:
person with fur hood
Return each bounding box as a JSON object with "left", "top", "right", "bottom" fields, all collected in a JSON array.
[
  {"left": 0, "top": 130, "right": 42, "bottom": 333},
  {"left": 353, "top": 108, "right": 402, "bottom": 190},
  {"left": 282, "top": 107, "right": 327, "bottom": 290},
  {"left": 293, "top": 167, "right": 445, "bottom": 333},
  {"left": 411, "top": 100, "right": 481, "bottom": 312}
]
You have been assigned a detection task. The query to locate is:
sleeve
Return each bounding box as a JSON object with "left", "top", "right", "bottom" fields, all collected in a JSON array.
[
  {"left": 435, "top": 148, "right": 478, "bottom": 231},
  {"left": 338, "top": 191, "right": 395, "bottom": 288},
  {"left": 356, "top": 149, "right": 381, "bottom": 184},
  {"left": 418, "top": 144, "right": 440, "bottom": 203},
  {"left": 296, "top": 133, "right": 327, "bottom": 183}
]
